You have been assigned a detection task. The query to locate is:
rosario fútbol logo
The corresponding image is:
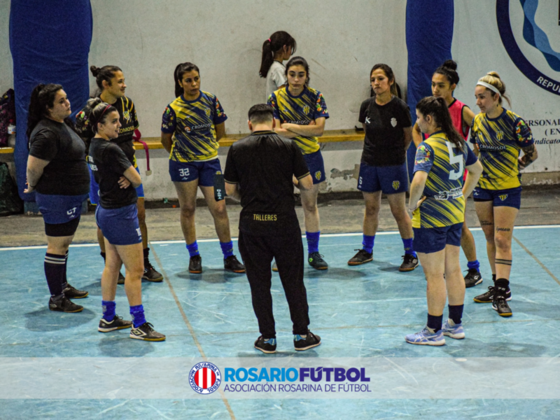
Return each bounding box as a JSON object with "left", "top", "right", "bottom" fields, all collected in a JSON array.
[{"left": 189, "top": 362, "right": 222, "bottom": 395}]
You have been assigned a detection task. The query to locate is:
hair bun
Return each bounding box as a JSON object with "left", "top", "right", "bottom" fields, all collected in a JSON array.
[
  {"left": 487, "top": 71, "right": 501, "bottom": 79},
  {"left": 442, "top": 59, "right": 457, "bottom": 71},
  {"left": 90, "top": 66, "right": 99, "bottom": 77}
]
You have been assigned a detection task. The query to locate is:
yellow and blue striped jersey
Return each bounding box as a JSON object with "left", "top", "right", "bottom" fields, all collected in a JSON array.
[
  {"left": 469, "top": 109, "right": 533, "bottom": 190},
  {"left": 161, "top": 91, "right": 227, "bottom": 162},
  {"left": 267, "top": 86, "right": 329, "bottom": 155},
  {"left": 412, "top": 132, "right": 478, "bottom": 228}
]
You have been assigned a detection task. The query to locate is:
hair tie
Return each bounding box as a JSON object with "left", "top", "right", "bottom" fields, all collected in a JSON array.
[
  {"left": 268, "top": 38, "right": 271, "bottom": 43},
  {"left": 477, "top": 81, "right": 501, "bottom": 96}
]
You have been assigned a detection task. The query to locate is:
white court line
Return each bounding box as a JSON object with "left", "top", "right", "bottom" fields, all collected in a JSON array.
[{"left": 1, "top": 224, "right": 559, "bottom": 252}]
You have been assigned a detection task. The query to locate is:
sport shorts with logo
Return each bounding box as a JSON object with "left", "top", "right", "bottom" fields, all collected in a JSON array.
[
  {"left": 35, "top": 193, "right": 88, "bottom": 224},
  {"left": 357, "top": 162, "right": 409, "bottom": 194},
  {"left": 96, "top": 203, "right": 142, "bottom": 246},
  {"left": 302, "top": 150, "right": 325, "bottom": 185},
  {"left": 473, "top": 186, "right": 521, "bottom": 209},
  {"left": 413, "top": 222, "right": 462, "bottom": 254},
  {"left": 169, "top": 158, "right": 222, "bottom": 186}
]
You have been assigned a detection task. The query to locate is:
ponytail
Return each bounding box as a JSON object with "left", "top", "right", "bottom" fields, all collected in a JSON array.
[
  {"left": 90, "top": 65, "right": 122, "bottom": 95},
  {"left": 259, "top": 31, "right": 296, "bottom": 78},
  {"left": 174, "top": 62, "right": 200, "bottom": 97},
  {"left": 27, "top": 83, "right": 63, "bottom": 139},
  {"left": 416, "top": 96, "right": 464, "bottom": 149},
  {"left": 434, "top": 59, "right": 460, "bottom": 86}
]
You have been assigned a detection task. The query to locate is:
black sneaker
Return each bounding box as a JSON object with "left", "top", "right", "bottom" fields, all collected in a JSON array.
[
  {"left": 98, "top": 315, "right": 133, "bottom": 332},
  {"left": 473, "top": 286, "right": 512, "bottom": 303},
  {"left": 294, "top": 331, "right": 321, "bottom": 351},
  {"left": 117, "top": 272, "right": 125, "bottom": 285},
  {"left": 399, "top": 254, "right": 419, "bottom": 272},
  {"left": 224, "top": 255, "right": 246, "bottom": 273},
  {"left": 63, "top": 283, "right": 88, "bottom": 299},
  {"left": 493, "top": 298, "right": 513, "bottom": 317},
  {"left": 49, "top": 295, "right": 83, "bottom": 313},
  {"left": 348, "top": 249, "right": 373, "bottom": 266},
  {"left": 129, "top": 322, "right": 166, "bottom": 341},
  {"left": 254, "top": 336, "right": 277, "bottom": 354},
  {"left": 143, "top": 261, "right": 163, "bottom": 282},
  {"left": 189, "top": 255, "right": 202, "bottom": 274},
  {"left": 308, "top": 252, "right": 328, "bottom": 270},
  {"left": 464, "top": 269, "right": 483, "bottom": 288}
]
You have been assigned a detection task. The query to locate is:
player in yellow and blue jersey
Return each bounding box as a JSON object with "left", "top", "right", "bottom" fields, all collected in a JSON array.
[
  {"left": 406, "top": 96, "right": 482, "bottom": 346},
  {"left": 161, "top": 62, "right": 245, "bottom": 275},
  {"left": 470, "top": 72, "right": 538, "bottom": 317},
  {"left": 267, "top": 56, "right": 329, "bottom": 270}
]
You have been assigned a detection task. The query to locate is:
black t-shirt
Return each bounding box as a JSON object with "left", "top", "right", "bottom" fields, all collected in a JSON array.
[
  {"left": 76, "top": 96, "right": 139, "bottom": 164},
  {"left": 88, "top": 137, "right": 137, "bottom": 209},
  {"left": 28, "top": 119, "right": 90, "bottom": 195},
  {"left": 224, "top": 131, "right": 309, "bottom": 235},
  {"left": 359, "top": 96, "right": 412, "bottom": 166}
]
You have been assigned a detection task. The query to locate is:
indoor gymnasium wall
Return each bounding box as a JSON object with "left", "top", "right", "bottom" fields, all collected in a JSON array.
[{"left": 0, "top": 0, "right": 13, "bottom": 95}]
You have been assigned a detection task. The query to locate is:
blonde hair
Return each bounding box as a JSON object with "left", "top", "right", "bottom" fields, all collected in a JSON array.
[{"left": 478, "top": 71, "right": 511, "bottom": 106}]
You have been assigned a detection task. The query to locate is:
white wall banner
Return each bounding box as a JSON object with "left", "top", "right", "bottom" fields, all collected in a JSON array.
[{"left": 453, "top": 0, "right": 560, "bottom": 174}]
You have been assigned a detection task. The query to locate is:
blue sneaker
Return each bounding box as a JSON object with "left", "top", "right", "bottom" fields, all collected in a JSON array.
[
  {"left": 441, "top": 320, "right": 465, "bottom": 339},
  {"left": 405, "top": 327, "right": 445, "bottom": 346}
]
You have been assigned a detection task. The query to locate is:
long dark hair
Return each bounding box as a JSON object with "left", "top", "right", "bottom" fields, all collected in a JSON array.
[
  {"left": 370, "top": 63, "right": 398, "bottom": 96},
  {"left": 90, "top": 65, "right": 122, "bottom": 93},
  {"left": 434, "top": 60, "right": 459, "bottom": 86},
  {"left": 285, "top": 56, "right": 310, "bottom": 86},
  {"left": 259, "top": 31, "right": 296, "bottom": 78},
  {"left": 27, "top": 83, "right": 64, "bottom": 139},
  {"left": 80, "top": 97, "right": 117, "bottom": 134},
  {"left": 174, "top": 62, "right": 200, "bottom": 97},
  {"left": 416, "top": 96, "right": 464, "bottom": 148}
]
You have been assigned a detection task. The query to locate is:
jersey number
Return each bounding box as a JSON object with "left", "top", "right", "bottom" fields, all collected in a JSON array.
[
  {"left": 179, "top": 168, "right": 190, "bottom": 177},
  {"left": 446, "top": 141, "right": 464, "bottom": 181}
]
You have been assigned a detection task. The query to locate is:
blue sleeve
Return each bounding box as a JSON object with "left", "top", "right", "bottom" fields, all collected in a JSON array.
[
  {"left": 161, "top": 105, "right": 176, "bottom": 134},
  {"left": 313, "top": 92, "right": 329, "bottom": 120},
  {"left": 267, "top": 92, "right": 280, "bottom": 120},
  {"left": 413, "top": 142, "right": 434, "bottom": 174},
  {"left": 514, "top": 117, "right": 534, "bottom": 147},
  {"left": 213, "top": 96, "right": 228, "bottom": 125},
  {"left": 469, "top": 120, "right": 476, "bottom": 144},
  {"left": 465, "top": 145, "right": 478, "bottom": 166}
]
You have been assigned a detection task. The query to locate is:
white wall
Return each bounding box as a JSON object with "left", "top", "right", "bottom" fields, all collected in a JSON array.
[
  {"left": 0, "top": 0, "right": 13, "bottom": 95},
  {"left": 88, "top": 0, "right": 408, "bottom": 137}
]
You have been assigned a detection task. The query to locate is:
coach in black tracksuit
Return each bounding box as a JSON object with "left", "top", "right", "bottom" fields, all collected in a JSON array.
[{"left": 224, "top": 104, "right": 321, "bottom": 354}]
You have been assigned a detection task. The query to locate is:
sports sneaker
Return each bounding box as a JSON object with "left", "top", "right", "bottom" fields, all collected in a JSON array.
[
  {"left": 189, "top": 255, "right": 202, "bottom": 274},
  {"left": 493, "top": 298, "right": 513, "bottom": 317},
  {"left": 464, "top": 269, "right": 483, "bottom": 288},
  {"left": 117, "top": 272, "right": 125, "bottom": 285},
  {"left": 294, "top": 331, "right": 321, "bottom": 351},
  {"left": 308, "top": 252, "right": 328, "bottom": 270},
  {"left": 224, "top": 255, "right": 245, "bottom": 273},
  {"left": 98, "top": 315, "right": 133, "bottom": 332},
  {"left": 142, "top": 261, "right": 163, "bottom": 282},
  {"left": 348, "top": 249, "right": 373, "bottom": 266},
  {"left": 48, "top": 295, "right": 83, "bottom": 313},
  {"left": 130, "top": 322, "right": 166, "bottom": 341},
  {"left": 254, "top": 336, "right": 277, "bottom": 354},
  {"left": 272, "top": 261, "right": 278, "bottom": 272},
  {"left": 441, "top": 320, "right": 465, "bottom": 339},
  {"left": 63, "top": 283, "right": 88, "bottom": 299},
  {"left": 405, "top": 327, "right": 445, "bottom": 346},
  {"left": 399, "top": 254, "right": 419, "bottom": 272},
  {"left": 473, "top": 286, "right": 512, "bottom": 303}
]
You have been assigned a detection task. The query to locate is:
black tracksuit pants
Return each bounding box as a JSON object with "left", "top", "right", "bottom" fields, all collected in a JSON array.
[{"left": 238, "top": 224, "right": 310, "bottom": 338}]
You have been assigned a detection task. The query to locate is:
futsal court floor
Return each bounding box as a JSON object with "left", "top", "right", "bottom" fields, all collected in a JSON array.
[{"left": 1, "top": 219, "right": 560, "bottom": 418}]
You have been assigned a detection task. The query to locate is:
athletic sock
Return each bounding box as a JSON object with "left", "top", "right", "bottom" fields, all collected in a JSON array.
[
  {"left": 402, "top": 238, "right": 416, "bottom": 257},
  {"left": 495, "top": 278, "right": 510, "bottom": 294},
  {"left": 102, "top": 300, "right": 116, "bottom": 322},
  {"left": 186, "top": 241, "right": 200, "bottom": 257},
  {"left": 100, "top": 251, "right": 106, "bottom": 262},
  {"left": 467, "top": 260, "right": 480, "bottom": 271},
  {"left": 143, "top": 247, "right": 150, "bottom": 265},
  {"left": 220, "top": 241, "right": 234, "bottom": 258},
  {"left": 448, "top": 304, "right": 464, "bottom": 325},
  {"left": 306, "top": 231, "right": 320, "bottom": 254},
  {"left": 62, "top": 250, "right": 69, "bottom": 289},
  {"left": 44, "top": 253, "right": 66, "bottom": 297},
  {"left": 492, "top": 274, "right": 496, "bottom": 284},
  {"left": 362, "top": 235, "right": 375, "bottom": 254},
  {"left": 427, "top": 314, "right": 443, "bottom": 333},
  {"left": 130, "top": 304, "right": 146, "bottom": 328}
]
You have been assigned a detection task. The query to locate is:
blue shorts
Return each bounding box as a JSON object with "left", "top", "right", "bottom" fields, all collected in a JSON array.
[
  {"left": 303, "top": 150, "right": 325, "bottom": 184},
  {"left": 357, "top": 162, "right": 409, "bottom": 194},
  {"left": 95, "top": 203, "right": 142, "bottom": 246},
  {"left": 473, "top": 186, "right": 521, "bottom": 209},
  {"left": 413, "top": 222, "right": 462, "bottom": 254},
  {"left": 169, "top": 158, "right": 222, "bottom": 186},
  {"left": 89, "top": 165, "right": 144, "bottom": 206},
  {"left": 36, "top": 193, "right": 88, "bottom": 224}
]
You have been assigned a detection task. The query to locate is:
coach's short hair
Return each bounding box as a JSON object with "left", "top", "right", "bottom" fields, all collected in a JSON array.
[{"left": 248, "top": 104, "right": 274, "bottom": 124}]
